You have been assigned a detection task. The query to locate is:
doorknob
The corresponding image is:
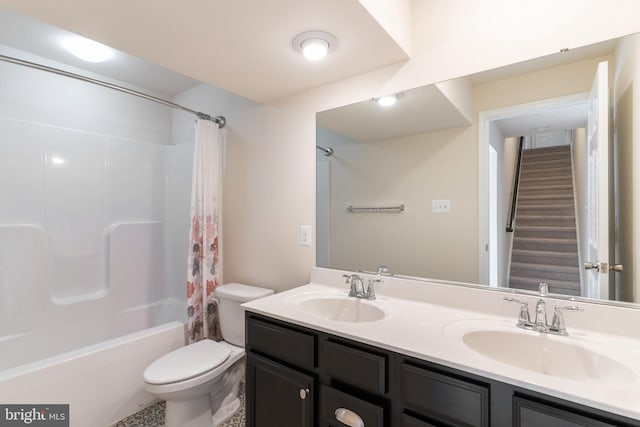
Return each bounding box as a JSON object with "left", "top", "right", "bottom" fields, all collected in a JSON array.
[
  {"left": 584, "top": 262, "right": 624, "bottom": 273},
  {"left": 584, "top": 262, "right": 600, "bottom": 271}
]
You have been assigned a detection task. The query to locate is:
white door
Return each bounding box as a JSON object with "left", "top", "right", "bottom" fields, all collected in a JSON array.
[
  {"left": 584, "top": 61, "right": 611, "bottom": 299},
  {"left": 489, "top": 146, "right": 498, "bottom": 287}
]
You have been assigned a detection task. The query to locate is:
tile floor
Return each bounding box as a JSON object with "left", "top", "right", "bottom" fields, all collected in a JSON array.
[{"left": 115, "top": 385, "right": 245, "bottom": 427}]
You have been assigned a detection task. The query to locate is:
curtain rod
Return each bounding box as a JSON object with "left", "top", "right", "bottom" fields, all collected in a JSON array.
[{"left": 0, "top": 53, "right": 226, "bottom": 128}]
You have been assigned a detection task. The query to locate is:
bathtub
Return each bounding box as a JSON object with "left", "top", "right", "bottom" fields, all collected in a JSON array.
[{"left": 0, "top": 299, "right": 186, "bottom": 427}]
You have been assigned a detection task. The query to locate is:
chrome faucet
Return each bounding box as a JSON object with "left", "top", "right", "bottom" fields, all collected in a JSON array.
[
  {"left": 503, "top": 283, "right": 583, "bottom": 335},
  {"left": 342, "top": 274, "right": 379, "bottom": 300}
]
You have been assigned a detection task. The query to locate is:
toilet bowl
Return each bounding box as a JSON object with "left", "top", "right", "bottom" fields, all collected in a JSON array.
[{"left": 143, "top": 283, "right": 274, "bottom": 427}]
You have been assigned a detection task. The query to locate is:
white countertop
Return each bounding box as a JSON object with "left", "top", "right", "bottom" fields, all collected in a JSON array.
[{"left": 242, "top": 269, "right": 640, "bottom": 421}]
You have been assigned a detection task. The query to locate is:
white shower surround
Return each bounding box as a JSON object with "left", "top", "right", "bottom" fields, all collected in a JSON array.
[{"left": 0, "top": 44, "right": 195, "bottom": 423}]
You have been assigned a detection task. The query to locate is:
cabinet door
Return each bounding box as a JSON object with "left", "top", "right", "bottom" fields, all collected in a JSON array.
[{"left": 246, "top": 353, "right": 314, "bottom": 427}]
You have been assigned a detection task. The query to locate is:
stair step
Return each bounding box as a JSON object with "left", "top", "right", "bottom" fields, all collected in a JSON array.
[
  {"left": 515, "top": 215, "right": 575, "bottom": 227},
  {"left": 518, "top": 194, "right": 574, "bottom": 203},
  {"left": 522, "top": 145, "right": 571, "bottom": 155},
  {"left": 522, "top": 145, "right": 571, "bottom": 156},
  {"left": 510, "top": 262, "right": 580, "bottom": 279},
  {"left": 519, "top": 175, "right": 573, "bottom": 185},
  {"left": 516, "top": 206, "right": 575, "bottom": 216},
  {"left": 520, "top": 169, "right": 573, "bottom": 179},
  {"left": 519, "top": 185, "right": 573, "bottom": 196},
  {"left": 511, "top": 249, "right": 579, "bottom": 267},
  {"left": 512, "top": 236, "right": 578, "bottom": 252},
  {"left": 521, "top": 158, "right": 572, "bottom": 170},
  {"left": 514, "top": 225, "right": 576, "bottom": 239}
]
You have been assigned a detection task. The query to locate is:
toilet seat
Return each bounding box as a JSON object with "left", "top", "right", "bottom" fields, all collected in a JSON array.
[{"left": 144, "top": 339, "right": 231, "bottom": 385}]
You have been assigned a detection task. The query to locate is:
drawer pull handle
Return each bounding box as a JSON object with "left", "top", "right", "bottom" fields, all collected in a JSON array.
[
  {"left": 335, "top": 408, "right": 364, "bottom": 427},
  {"left": 299, "top": 388, "right": 310, "bottom": 400}
]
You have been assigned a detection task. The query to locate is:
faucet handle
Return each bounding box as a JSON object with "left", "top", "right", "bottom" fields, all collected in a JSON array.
[
  {"left": 549, "top": 305, "right": 584, "bottom": 335},
  {"left": 538, "top": 282, "right": 549, "bottom": 296},
  {"left": 342, "top": 274, "right": 353, "bottom": 283},
  {"left": 503, "top": 297, "right": 532, "bottom": 328},
  {"left": 366, "top": 279, "right": 382, "bottom": 300},
  {"left": 376, "top": 265, "right": 393, "bottom": 276}
]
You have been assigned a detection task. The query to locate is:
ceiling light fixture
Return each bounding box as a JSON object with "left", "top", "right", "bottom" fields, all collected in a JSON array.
[
  {"left": 376, "top": 94, "right": 398, "bottom": 107},
  {"left": 293, "top": 31, "right": 338, "bottom": 61},
  {"left": 63, "top": 36, "right": 114, "bottom": 63}
]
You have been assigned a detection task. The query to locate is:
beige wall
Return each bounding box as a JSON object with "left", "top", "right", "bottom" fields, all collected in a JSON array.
[
  {"left": 219, "top": 5, "right": 640, "bottom": 292},
  {"left": 613, "top": 33, "right": 640, "bottom": 302},
  {"left": 319, "top": 125, "right": 476, "bottom": 282}
]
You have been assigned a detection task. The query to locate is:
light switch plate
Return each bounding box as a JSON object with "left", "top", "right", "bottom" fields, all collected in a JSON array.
[
  {"left": 299, "top": 225, "right": 312, "bottom": 246},
  {"left": 432, "top": 199, "right": 450, "bottom": 213}
]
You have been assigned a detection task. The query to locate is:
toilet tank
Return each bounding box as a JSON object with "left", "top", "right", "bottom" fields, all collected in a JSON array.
[{"left": 215, "top": 283, "right": 274, "bottom": 347}]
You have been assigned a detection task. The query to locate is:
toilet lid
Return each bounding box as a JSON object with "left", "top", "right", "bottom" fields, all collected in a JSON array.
[{"left": 144, "top": 339, "right": 231, "bottom": 385}]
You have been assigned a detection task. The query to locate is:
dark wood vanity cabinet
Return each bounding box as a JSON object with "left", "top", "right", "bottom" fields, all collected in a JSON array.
[
  {"left": 246, "top": 313, "right": 390, "bottom": 427},
  {"left": 245, "top": 313, "right": 640, "bottom": 427}
]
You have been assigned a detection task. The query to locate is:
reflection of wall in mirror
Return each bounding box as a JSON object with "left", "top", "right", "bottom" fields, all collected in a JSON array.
[
  {"left": 317, "top": 125, "right": 477, "bottom": 282},
  {"left": 613, "top": 33, "right": 640, "bottom": 302}
]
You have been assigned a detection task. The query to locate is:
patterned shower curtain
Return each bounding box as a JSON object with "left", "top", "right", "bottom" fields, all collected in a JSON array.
[{"left": 186, "top": 119, "right": 223, "bottom": 343}]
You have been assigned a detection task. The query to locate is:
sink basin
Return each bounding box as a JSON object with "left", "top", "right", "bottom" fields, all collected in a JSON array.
[
  {"left": 296, "top": 297, "right": 385, "bottom": 323},
  {"left": 463, "top": 330, "right": 635, "bottom": 383}
]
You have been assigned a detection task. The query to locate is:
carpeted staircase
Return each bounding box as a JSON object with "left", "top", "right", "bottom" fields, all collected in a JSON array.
[{"left": 508, "top": 145, "right": 581, "bottom": 296}]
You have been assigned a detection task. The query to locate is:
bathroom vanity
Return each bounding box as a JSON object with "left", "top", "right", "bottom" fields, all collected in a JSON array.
[{"left": 243, "top": 269, "right": 640, "bottom": 427}]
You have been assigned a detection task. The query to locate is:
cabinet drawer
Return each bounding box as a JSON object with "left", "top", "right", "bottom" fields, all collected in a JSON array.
[
  {"left": 514, "top": 397, "right": 619, "bottom": 427},
  {"left": 321, "top": 385, "right": 384, "bottom": 427},
  {"left": 401, "top": 413, "right": 437, "bottom": 427},
  {"left": 323, "top": 340, "right": 386, "bottom": 395},
  {"left": 401, "top": 363, "right": 489, "bottom": 427},
  {"left": 247, "top": 317, "right": 315, "bottom": 370}
]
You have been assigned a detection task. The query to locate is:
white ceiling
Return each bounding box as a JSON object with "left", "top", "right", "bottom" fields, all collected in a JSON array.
[
  {"left": 0, "top": 7, "right": 200, "bottom": 97},
  {"left": 0, "top": 1, "right": 409, "bottom": 103},
  {"left": 495, "top": 103, "right": 589, "bottom": 138},
  {"left": 317, "top": 84, "right": 471, "bottom": 142}
]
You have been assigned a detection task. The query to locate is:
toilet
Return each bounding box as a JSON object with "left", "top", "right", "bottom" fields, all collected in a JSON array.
[{"left": 143, "top": 283, "right": 274, "bottom": 427}]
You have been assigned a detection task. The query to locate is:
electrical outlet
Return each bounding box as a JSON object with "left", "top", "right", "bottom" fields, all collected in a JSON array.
[
  {"left": 299, "top": 225, "right": 312, "bottom": 246},
  {"left": 432, "top": 199, "right": 450, "bottom": 213}
]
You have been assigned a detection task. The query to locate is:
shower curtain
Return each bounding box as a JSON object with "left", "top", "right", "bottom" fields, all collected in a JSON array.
[{"left": 186, "top": 119, "right": 223, "bottom": 343}]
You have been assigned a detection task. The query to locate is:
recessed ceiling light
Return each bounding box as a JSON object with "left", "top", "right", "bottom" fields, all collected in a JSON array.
[
  {"left": 63, "top": 36, "right": 114, "bottom": 63},
  {"left": 292, "top": 31, "right": 338, "bottom": 61},
  {"left": 376, "top": 94, "right": 398, "bottom": 107}
]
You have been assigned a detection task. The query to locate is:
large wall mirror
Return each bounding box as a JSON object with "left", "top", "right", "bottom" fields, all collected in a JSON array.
[{"left": 316, "top": 32, "right": 639, "bottom": 305}]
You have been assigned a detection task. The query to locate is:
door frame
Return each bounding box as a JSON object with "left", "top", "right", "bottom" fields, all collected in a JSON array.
[{"left": 477, "top": 92, "right": 590, "bottom": 285}]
